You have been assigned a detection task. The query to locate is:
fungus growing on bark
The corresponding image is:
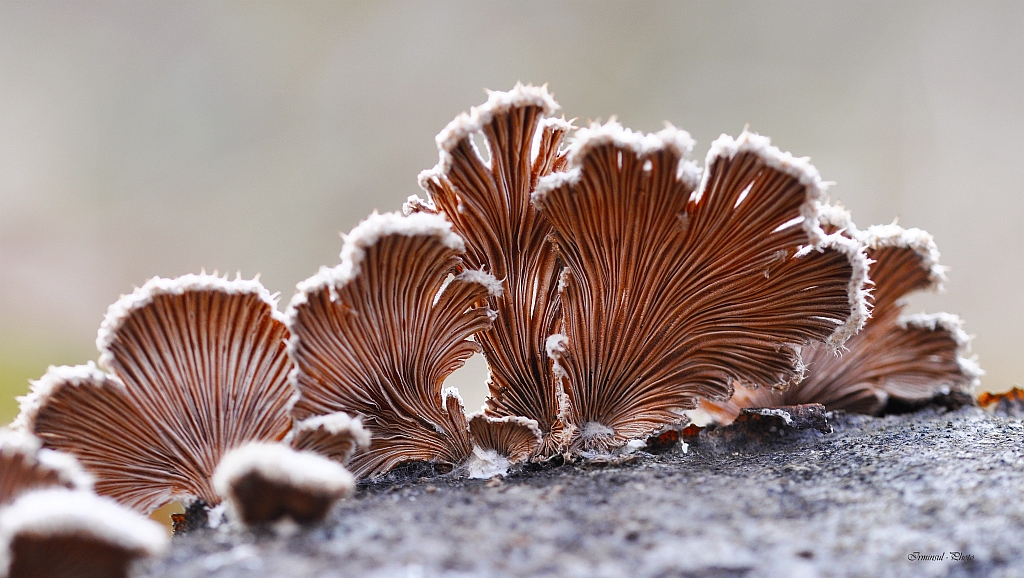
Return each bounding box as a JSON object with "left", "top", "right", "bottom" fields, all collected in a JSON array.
[
  {"left": 212, "top": 443, "right": 355, "bottom": 527},
  {"left": 14, "top": 274, "right": 294, "bottom": 513},
  {"left": 701, "top": 209, "right": 982, "bottom": 422},
  {"left": 288, "top": 412, "right": 371, "bottom": 465},
  {"left": 409, "top": 84, "right": 571, "bottom": 457},
  {"left": 289, "top": 211, "right": 543, "bottom": 478},
  {"left": 0, "top": 430, "right": 91, "bottom": 507},
  {"left": 533, "top": 126, "right": 869, "bottom": 454},
  {"left": 0, "top": 488, "right": 168, "bottom": 578}
]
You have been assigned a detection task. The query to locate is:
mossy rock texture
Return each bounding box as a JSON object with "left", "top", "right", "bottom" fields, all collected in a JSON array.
[{"left": 144, "top": 406, "right": 1024, "bottom": 578}]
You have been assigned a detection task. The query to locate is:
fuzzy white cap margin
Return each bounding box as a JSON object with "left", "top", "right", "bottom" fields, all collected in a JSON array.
[
  {"left": 213, "top": 443, "right": 355, "bottom": 501},
  {"left": 0, "top": 429, "right": 94, "bottom": 493},
  {"left": 532, "top": 120, "right": 701, "bottom": 206},
  {"left": 703, "top": 130, "right": 828, "bottom": 245},
  {"left": 96, "top": 273, "right": 284, "bottom": 371},
  {"left": 859, "top": 223, "right": 946, "bottom": 291},
  {"left": 290, "top": 412, "right": 372, "bottom": 450},
  {"left": 431, "top": 83, "right": 560, "bottom": 175},
  {"left": 900, "top": 312, "right": 984, "bottom": 389},
  {"left": 286, "top": 211, "right": 466, "bottom": 324},
  {"left": 810, "top": 222, "right": 873, "bottom": 351},
  {"left": 0, "top": 488, "right": 168, "bottom": 573},
  {"left": 11, "top": 362, "right": 115, "bottom": 434}
]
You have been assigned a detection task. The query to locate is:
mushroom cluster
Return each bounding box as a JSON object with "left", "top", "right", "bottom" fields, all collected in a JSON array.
[{"left": 1, "top": 84, "right": 981, "bottom": 571}]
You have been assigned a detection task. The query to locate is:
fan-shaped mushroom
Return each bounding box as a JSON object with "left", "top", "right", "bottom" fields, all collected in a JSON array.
[
  {"left": 14, "top": 274, "right": 294, "bottom": 514},
  {"left": 0, "top": 488, "right": 168, "bottom": 578},
  {"left": 410, "top": 84, "right": 571, "bottom": 457},
  {"left": 288, "top": 412, "right": 371, "bottom": 465},
  {"left": 288, "top": 212, "right": 525, "bottom": 478},
  {"left": 533, "top": 126, "right": 870, "bottom": 454},
  {"left": 212, "top": 443, "right": 355, "bottom": 527},
  {"left": 701, "top": 208, "right": 981, "bottom": 422}
]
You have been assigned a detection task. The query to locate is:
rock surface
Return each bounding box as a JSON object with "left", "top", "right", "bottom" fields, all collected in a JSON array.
[{"left": 142, "top": 406, "right": 1024, "bottom": 578}]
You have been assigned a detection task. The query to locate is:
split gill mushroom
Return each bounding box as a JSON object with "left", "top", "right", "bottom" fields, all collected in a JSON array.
[
  {"left": 13, "top": 274, "right": 295, "bottom": 515},
  {"left": 410, "top": 83, "right": 572, "bottom": 458},
  {"left": 699, "top": 206, "right": 982, "bottom": 423},
  {"left": 286, "top": 211, "right": 542, "bottom": 479},
  {"left": 532, "top": 125, "right": 871, "bottom": 455}
]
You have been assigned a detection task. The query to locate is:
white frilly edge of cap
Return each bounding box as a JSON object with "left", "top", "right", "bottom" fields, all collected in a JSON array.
[
  {"left": 859, "top": 223, "right": 946, "bottom": 291},
  {"left": 806, "top": 229, "right": 872, "bottom": 352},
  {"left": 0, "top": 429, "right": 94, "bottom": 492},
  {"left": 899, "top": 312, "right": 984, "bottom": 389},
  {"left": 704, "top": 130, "right": 829, "bottom": 246},
  {"left": 806, "top": 202, "right": 872, "bottom": 350},
  {"left": 213, "top": 443, "right": 355, "bottom": 500},
  {"left": 292, "top": 412, "right": 372, "bottom": 450},
  {"left": 96, "top": 273, "right": 284, "bottom": 371},
  {"left": 286, "top": 211, "right": 466, "bottom": 326},
  {"left": 12, "top": 362, "right": 115, "bottom": 435},
  {"left": 0, "top": 488, "right": 169, "bottom": 572},
  {"left": 532, "top": 120, "right": 700, "bottom": 206},
  {"left": 455, "top": 269, "right": 504, "bottom": 298},
  {"left": 432, "top": 83, "right": 560, "bottom": 175}
]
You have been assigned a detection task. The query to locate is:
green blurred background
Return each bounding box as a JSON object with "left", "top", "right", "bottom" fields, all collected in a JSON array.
[{"left": 0, "top": 1, "right": 1021, "bottom": 422}]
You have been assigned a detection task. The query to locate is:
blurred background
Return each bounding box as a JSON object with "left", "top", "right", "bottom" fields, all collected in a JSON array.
[{"left": 0, "top": 1, "right": 1021, "bottom": 422}]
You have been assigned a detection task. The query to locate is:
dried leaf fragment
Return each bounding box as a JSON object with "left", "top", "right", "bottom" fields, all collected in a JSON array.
[
  {"left": 534, "top": 126, "right": 869, "bottom": 454},
  {"left": 412, "top": 83, "right": 571, "bottom": 457},
  {"left": 213, "top": 443, "right": 355, "bottom": 527},
  {"left": 287, "top": 212, "right": 498, "bottom": 478},
  {"left": 14, "top": 274, "right": 294, "bottom": 513}
]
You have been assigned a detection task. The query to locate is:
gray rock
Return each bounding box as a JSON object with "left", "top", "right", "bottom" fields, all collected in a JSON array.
[{"left": 142, "top": 407, "right": 1024, "bottom": 578}]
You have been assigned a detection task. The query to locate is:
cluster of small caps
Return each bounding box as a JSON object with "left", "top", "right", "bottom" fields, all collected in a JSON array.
[{"left": 0, "top": 84, "right": 983, "bottom": 576}]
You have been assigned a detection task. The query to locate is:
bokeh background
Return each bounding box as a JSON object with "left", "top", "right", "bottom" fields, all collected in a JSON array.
[{"left": 0, "top": 1, "right": 1021, "bottom": 422}]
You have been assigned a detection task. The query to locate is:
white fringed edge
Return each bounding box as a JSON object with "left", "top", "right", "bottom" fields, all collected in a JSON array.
[
  {"left": 808, "top": 210, "right": 873, "bottom": 351},
  {"left": 700, "top": 133, "right": 870, "bottom": 350},
  {"left": 286, "top": 211, "right": 466, "bottom": 326},
  {"left": 816, "top": 202, "right": 859, "bottom": 236},
  {"left": 455, "top": 269, "right": 504, "bottom": 297},
  {"left": 11, "top": 362, "right": 115, "bottom": 435},
  {"left": 533, "top": 121, "right": 701, "bottom": 206},
  {"left": 0, "top": 488, "right": 168, "bottom": 573},
  {"left": 402, "top": 193, "right": 436, "bottom": 216},
  {"left": 900, "top": 312, "right": 984, "bottom": 390},
  {"left": 0, "top": 429, "right": 94, "bottom": 492},
  {"left": 859, "top": 224, "right": 946, "bottom": 291},
  {"left": 702, "top": 130, "right": 827, "bottom": 245},
  {"left": 213, "top": 443, "right": 355, "bottom": 501},
  {"left": 290, "top": 412, "right": 371, "bottom": 450},
  {"left": 96, "top": 273, "right": 284, "bottom": 371},
  {"left": 430, "top": 83, "right": 560, "bottom": 176}
]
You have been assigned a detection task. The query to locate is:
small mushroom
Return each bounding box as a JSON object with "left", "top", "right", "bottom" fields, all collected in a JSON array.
[
  {"left": 212, "top": 443, "right": 355, "bottom": 527},
  {"left": 700, "top": 207, "right": 982, "bottom": 422},
  {"left": 14, "top": 274, "right": 294, "bottom": 514},
  {"left": 287, "top": 212, "right": 499, "bottom": 478},
  {"left": 0, "top": 488, "right": 168, "bottom": 578},
  {"left": 465, "top": 414, "right": 543, "bottom": 479},
  {"left": 533, "top": 126, "right": 870, "bottom": 454},
  {"left": 411, "top": 84, "right": 572, "bottom": 457},
  {"left": 0, "top": 429, "right": 91, "bottom": 507},
  {"left": 288, "top": 412, "right": 371, "bottom": 464}
]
